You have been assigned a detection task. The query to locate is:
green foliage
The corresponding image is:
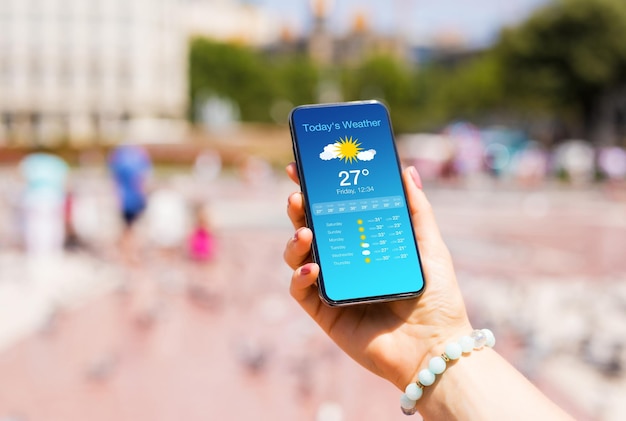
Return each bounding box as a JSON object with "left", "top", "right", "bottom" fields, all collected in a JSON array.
[
  {"left": 495, "top": 0, "right": 626, "bottom": 113},
  {"left": 272, "top": 55, "right": 320, "bottom": 107},
  {"left": 189, "top": 38, "right": 277, "bottom": 122},
  {"left": 188, "top": 0, "right": 626, "bottom": 142},
  {"left": 340, "top": 55, "right": 418, "bottom": 132},
  {"left": 410, "top": 53, "right": 506, "bottom": 130},
  {"left": 439, "top": 54, "right": 505, "bottom": 114},
  {"left": 341, "top": 55, "right": 414, "bottom": 104},
  {"left": 189, "top": 38, "right": 320, "bottom": 123}
]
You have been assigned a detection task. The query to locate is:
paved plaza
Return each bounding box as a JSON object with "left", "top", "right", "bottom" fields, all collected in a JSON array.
[{"left": 0, "top": 169, "right": 625, "bottom": 421}]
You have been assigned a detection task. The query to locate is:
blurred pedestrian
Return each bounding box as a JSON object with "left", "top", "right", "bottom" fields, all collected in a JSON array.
[
  {"left": 145, "top": 185, "right": 190, "bottom": 253},
  {"left": 239, "top": 155, "right": 274, "bottom": 189},
  {"left": 193, "top": 149, "right": 222, "bottom": 185},
  {"left": 185, "top": 202, "right": 220, "bottom": 310},
  {"left": 63, "top": 187, "right": 81, "bottom": 250},
  {"left": 108, "top": 145, "right": 152, "bottom": 264},
  {"left": 514, "top": 141, "right": 549, "bottom": 187},
  {"left": 18, "top": 151, "right": 69, "bottom": 257},
  {"left": 187, "top": 203, "right": 216, "bottom": 263},
  {"left": 445, "top": 121, "right": 484, "bottom": 181},
  {"left": 598, "top": 146, "right": 626, "bottom": 181},
  {"left": 597, "top": 146, "right": 626, "bottom": 200},
  {"left": 190, "top": 149, "right": 223, "bottom": 209},
  {"left": 553, "top": 140, "right": 595, "bottom": 185}
]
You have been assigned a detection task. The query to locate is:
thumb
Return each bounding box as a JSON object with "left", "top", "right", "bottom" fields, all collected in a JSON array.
[{"left": 402, "top": 166, "right": 445, "bottom": 246}]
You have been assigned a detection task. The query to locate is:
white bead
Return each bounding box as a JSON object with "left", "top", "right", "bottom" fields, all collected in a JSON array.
[
  {"left": 482, "top": 328, "right": 496, "bottom": 348},
  {"left": 428, "top": 356, "right": 447, "bottom": 375},
  {"left": 470, "top": 329, "right": 487, "bottom": 349},
  {"left": 459, "top": 336, "right": 474, "bottom": 353},
  {"left": 418, "top": 368, "right": 436, "bottom": 386},
  {"left": 405, "top": 383, "right": 423, "bottom": 401},
  {"left": 444, "top": 342, "right": 463, "bottom": 360},
  {"left": 400, "top": 393, "right": 417, "bottom": 410}
]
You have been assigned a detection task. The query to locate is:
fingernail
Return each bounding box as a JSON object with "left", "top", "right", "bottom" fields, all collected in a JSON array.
[
  {"left": 300, "top": 265, "right": 311, "bottom": 276},
  {"left": 409, "top": 166, "right": 423, "bottom": 189},
  {"left": 293, "top": 227, "right": 303, "bottom": 241}
]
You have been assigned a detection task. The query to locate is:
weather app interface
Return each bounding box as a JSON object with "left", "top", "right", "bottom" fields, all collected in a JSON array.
[{"left": 291, "top": 102, "right": 424, "bottom": 302}]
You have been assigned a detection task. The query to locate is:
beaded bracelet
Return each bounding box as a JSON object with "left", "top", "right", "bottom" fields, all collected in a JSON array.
[{"left": 399, "top": 328, "right": 496, "bottom": 415}]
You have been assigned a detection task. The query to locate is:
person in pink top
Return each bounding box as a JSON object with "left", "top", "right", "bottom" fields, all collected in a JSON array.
[{"left": 188, "top": 204, "right": 216, "bottom": 262}]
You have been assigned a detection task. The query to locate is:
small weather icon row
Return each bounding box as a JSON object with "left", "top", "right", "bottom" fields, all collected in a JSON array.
[{"left": 358, "top": 219, "right": 371, "bottom": 263}]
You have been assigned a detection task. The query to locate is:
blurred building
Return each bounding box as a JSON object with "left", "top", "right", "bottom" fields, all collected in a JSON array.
[
  {"left": 406, "top": 26, "right": 477, "bottom": 69},
  {"left": 0, "top": 0, "right": 187, "bottom": 146},
  {"left": 182, "top": 0, "right": 277, "bottom": 47},
  {"left": 273, "top": 0, "right": 409, "bottom": 66},
  {"left": 320, "top": 2, "right": 408, "bottom": 65}
]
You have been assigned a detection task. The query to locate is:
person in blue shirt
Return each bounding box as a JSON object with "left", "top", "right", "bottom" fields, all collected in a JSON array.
[{"left": 108, "top": 145, "right": 152, "bottom": 263}]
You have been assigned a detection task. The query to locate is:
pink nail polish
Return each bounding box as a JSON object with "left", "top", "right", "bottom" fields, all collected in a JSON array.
[
  {"left": 409, "top": 166, "right": 423, "bottom": 189},
  {"left": 300, "top": 265, "right": 311, "bottom": 275}
]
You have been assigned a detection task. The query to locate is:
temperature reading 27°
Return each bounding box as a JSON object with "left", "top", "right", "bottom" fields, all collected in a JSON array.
[{"left": 339, "top": 169, "right": 369, "bottom": 186}]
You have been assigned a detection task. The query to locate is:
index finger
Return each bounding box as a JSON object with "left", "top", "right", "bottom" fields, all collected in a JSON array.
[
  {"left": 286, "top": 163, "right": 307, "bottom": 229},
  {"left": 286, "top": 162, "right": 299, "bottom": 185},
  {"left": 287, "top": 191, "right": 307, "bottom": 230}
]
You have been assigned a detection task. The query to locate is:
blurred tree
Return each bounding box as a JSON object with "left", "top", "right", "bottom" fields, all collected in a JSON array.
[
  {"left": 436, "top": 54, "right": 505, "bottom": 117},
  {"left": 189, "top": 38, "right": 320, "bottom": 125},
  {"left": 273, "top": 54, "right": 320, "bottom": 107},
  {"left": 409, "top": 53, "right": 506, "bottom": 131},
  {"left": 189, "top": 38, "right": 277, "bottom": 122},
  {"left": 340, "top": 55, "right": 418, "bottom": 132},
  {"left": 495, "top": 0, "right": 626, "bottom": 144}
]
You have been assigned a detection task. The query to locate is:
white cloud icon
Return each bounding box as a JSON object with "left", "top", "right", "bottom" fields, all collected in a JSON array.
[
  {"left": 319, "top": 140, "right": 377, "bottom": 162},
  {"left": 357, "top": 149, "right": 376, "bottom": 161},
  {"left": 320, "top": 143, "right": 340, "bottom": 160}
]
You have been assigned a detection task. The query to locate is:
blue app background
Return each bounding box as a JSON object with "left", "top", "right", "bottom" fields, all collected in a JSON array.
[{"left": 291, "top": 102, "right": 425, "bottom": 303}]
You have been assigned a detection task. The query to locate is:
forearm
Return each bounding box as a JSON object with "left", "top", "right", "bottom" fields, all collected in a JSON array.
[{"left": 415, "top": 347, "right": 574, "bottom": 421}]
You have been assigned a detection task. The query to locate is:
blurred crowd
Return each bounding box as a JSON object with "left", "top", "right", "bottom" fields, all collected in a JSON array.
[
  {"left": 1, "top": 126, "right": 625, "bottom": 273},
  {"left": 0, "top": 145, "right": 279, "bottom": 262},
  {"left": 3, "top": 120, "right": 626, "bottom": 259},
  {"left": 0, "top": 143, "right": 287, "bottom": 337},
  {"left": 400, "top": 122, "right": 626, "bottom": 189}
]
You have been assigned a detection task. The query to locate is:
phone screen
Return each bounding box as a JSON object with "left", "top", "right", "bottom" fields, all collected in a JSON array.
[{"left": 289, "top": 101, "right": 425, "bottom": 306}]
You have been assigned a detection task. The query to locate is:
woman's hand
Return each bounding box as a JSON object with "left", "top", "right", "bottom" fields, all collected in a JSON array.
[{"left": 283, "top": 163, "right": 472, "bottom": 390}]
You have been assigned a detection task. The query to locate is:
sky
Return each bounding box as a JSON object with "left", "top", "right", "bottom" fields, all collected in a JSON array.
[{"left": 254, "top": 0, "right": 553, "bottom": 47}]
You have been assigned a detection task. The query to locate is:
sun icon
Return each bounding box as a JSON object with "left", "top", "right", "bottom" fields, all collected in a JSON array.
[{"left": 334, "top": 136, "right": 362, "bottom": 164}]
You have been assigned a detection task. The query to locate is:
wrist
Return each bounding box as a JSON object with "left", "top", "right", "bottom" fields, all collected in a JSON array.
[
  {"left": 391, "top": 325, "right": 472, "bottom": 391},
  {"left": 400, "top": 328, "right": 496, "bottom": 415},
  {"left": 404, "top": 324, "right": 473, "bottom": 387}
]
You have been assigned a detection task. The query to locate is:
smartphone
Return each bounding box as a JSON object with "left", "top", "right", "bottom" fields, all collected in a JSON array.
[{"left": 289, "top": 100, "right": 425, "bottom": 306}]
